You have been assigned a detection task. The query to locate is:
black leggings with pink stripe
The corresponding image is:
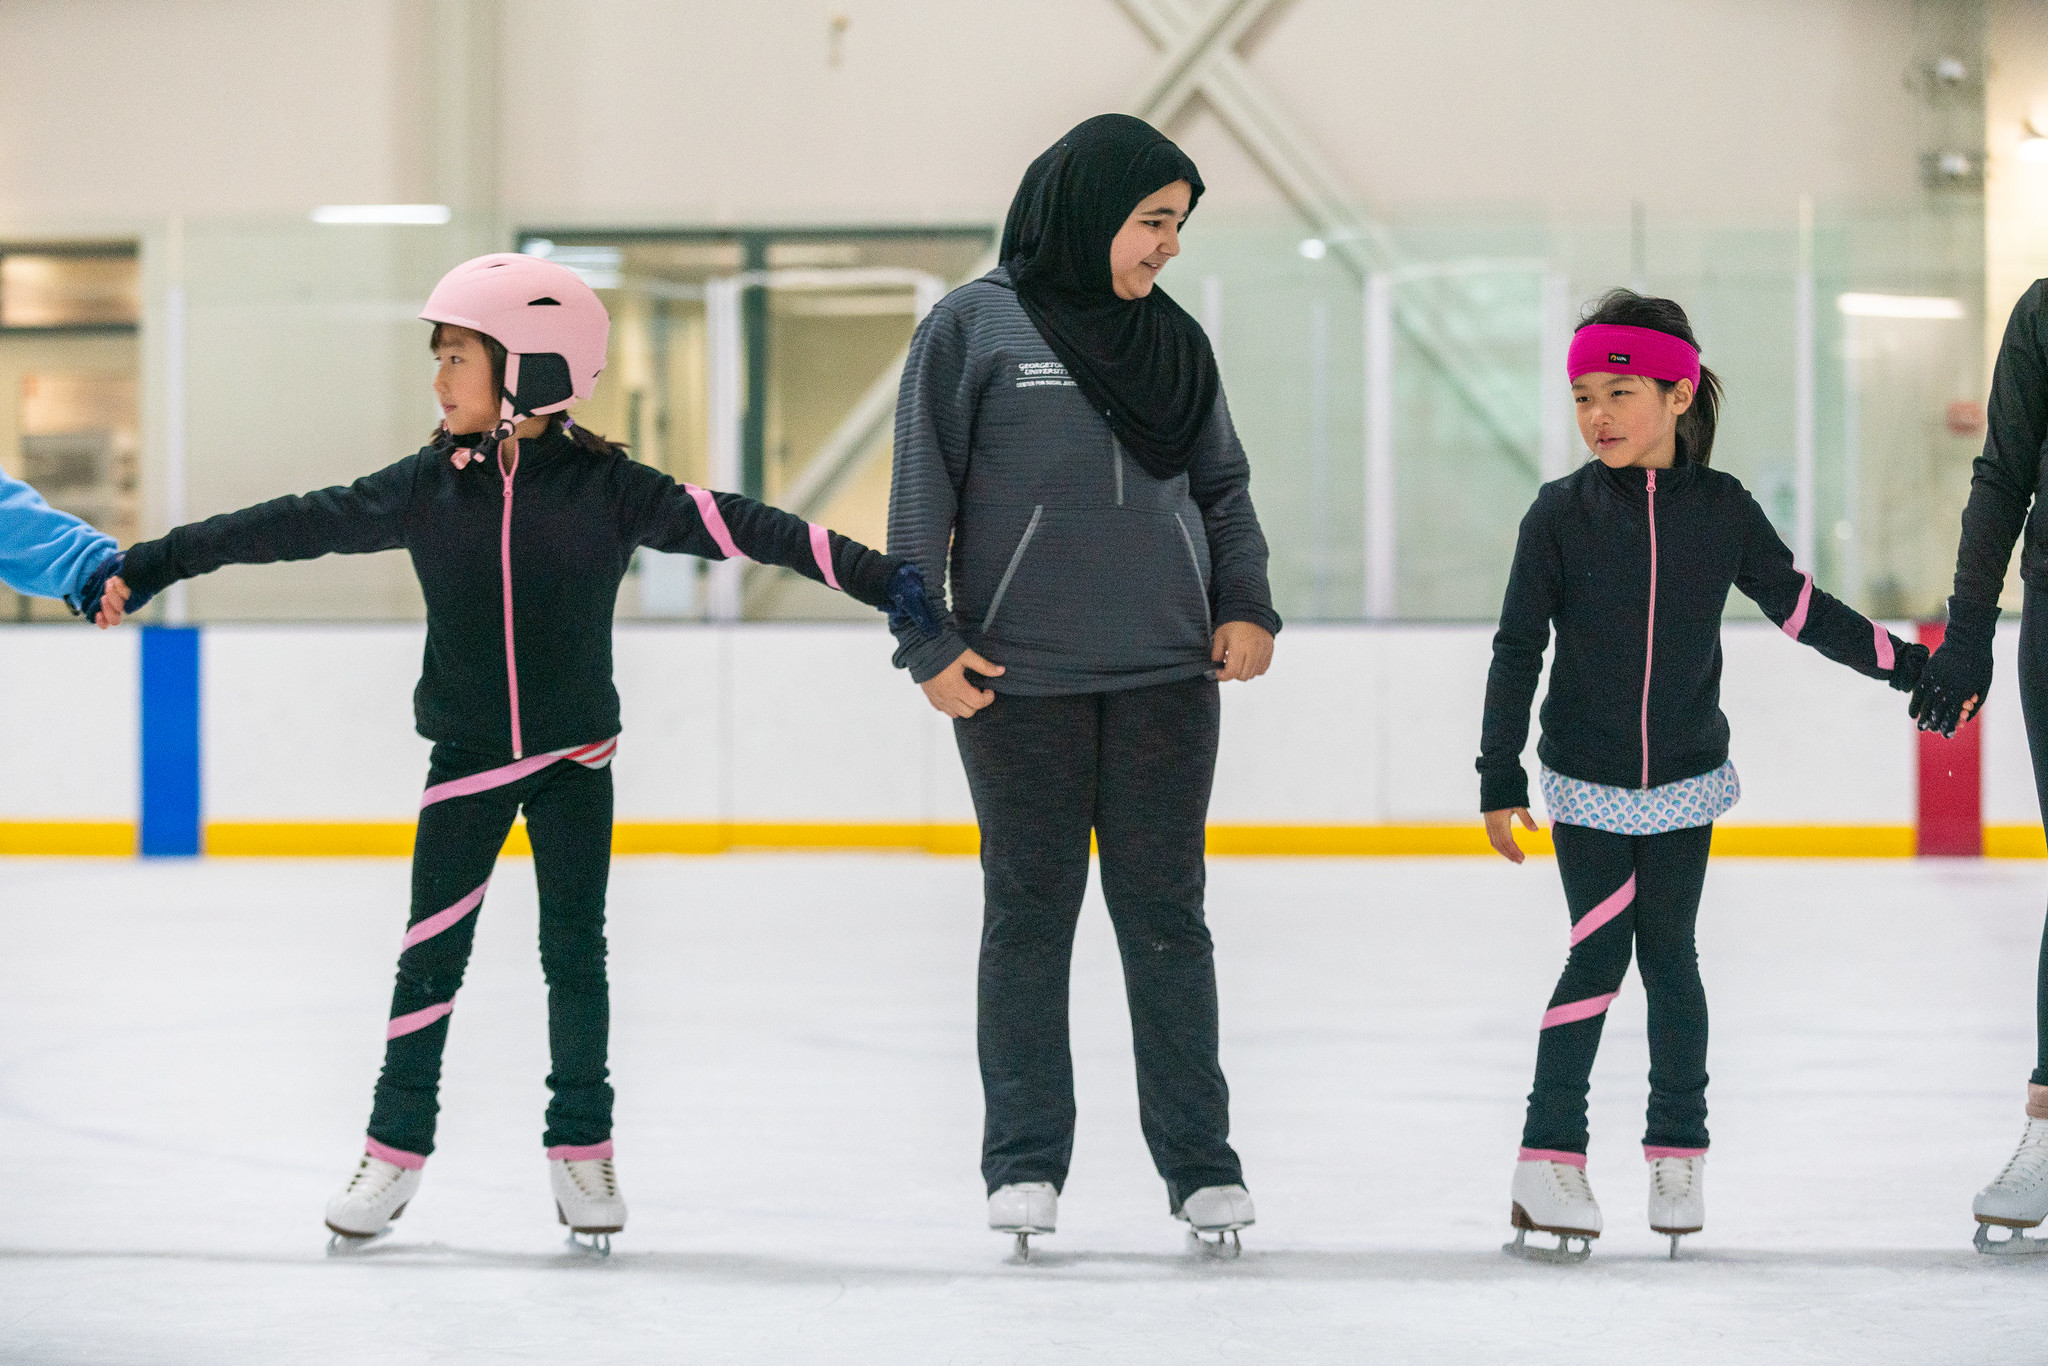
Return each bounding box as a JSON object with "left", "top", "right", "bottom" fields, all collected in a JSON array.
[
  {"left": 1521, "top": 821, "right": 1714, "bottom": 1159},
  {"left": 365, "top": 739, "right": 617, "bottom": 1168}
]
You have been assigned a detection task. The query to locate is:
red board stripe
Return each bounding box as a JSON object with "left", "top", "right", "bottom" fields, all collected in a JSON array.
[{"left": 1916, "top": 620, "right": 1983, "bottom": 857}]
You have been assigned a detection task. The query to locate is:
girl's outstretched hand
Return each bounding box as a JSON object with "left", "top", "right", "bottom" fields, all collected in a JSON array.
[{"left": 1485, "top": 807, "right": 1537, "bottom": 864}]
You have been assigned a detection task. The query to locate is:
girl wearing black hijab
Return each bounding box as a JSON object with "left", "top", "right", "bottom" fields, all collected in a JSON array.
[{"left": 887, "top": 113, "right": 1281, "bottom": 1254}]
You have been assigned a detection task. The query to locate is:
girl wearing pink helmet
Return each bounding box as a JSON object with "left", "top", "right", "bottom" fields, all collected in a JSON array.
[{"left": 93, "top": 253, "right": 938, "bottom": 1253}]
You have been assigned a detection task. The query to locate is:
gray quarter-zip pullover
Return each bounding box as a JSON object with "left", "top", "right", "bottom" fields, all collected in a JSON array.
[{"left": 887, "top": 270, "right": 1280, "bottom": 694}]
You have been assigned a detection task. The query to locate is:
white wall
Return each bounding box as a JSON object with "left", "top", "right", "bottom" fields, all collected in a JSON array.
[{"left": 0, "top": 621, "right": 1949, "bottom": 831}]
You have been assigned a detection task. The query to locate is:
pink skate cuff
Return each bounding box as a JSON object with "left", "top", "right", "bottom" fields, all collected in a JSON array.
[
  {"left": 365, "top": 1136, "right": 427, "bottom": 1171},
  {"left": 1518, "top": 1148, "right": 1586, "bottom": 1168},
  {"left": 2028, "top": 1084, "right": 2048, "bottom": 1121},
  {"left": 546, "top": 1141, "right": 614, "bottom": 1161},
  {"left": 1643, "top": 1146, "right": 1708, "bottom": 1160}
]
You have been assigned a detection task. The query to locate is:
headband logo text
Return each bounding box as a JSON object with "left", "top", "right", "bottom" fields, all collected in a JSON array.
[{"left": 1608, "top": 352, "right": 1630, "bottom": 364}]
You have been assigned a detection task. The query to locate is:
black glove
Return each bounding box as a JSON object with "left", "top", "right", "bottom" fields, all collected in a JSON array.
[
  {"left": 1886, "top": 639, "right": 1930, "bottom": 692},
  {"left": 1910, "top": 598, "right": 1998, "bottom": 737},
  {"left": 885, "top": 562, "right": 944, "bottom": 639},
  {"left": 69, "top": 550, "right": 125, "bottom": 622}
]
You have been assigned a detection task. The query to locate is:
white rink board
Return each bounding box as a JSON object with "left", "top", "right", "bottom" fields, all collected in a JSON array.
[
  {"left": 0, "top": 621, "right": 1947, "bottom": 829},
  {"left": 0, "top": 853, "right": 2040, "bottom": 1365}
]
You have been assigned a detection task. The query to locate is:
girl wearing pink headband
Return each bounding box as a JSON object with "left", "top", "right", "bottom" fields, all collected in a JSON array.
[{"left": 1477, "top": 289, "right": 1927, "bottom": 1261}]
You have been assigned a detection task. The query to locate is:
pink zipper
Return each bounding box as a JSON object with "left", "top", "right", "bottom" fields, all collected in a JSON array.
[
  {"left": 1640, "top": 468, "right": 1657, "bottom": 788},
  {"left": 498, "top": 438, "right": 524, "bottom": 760}
]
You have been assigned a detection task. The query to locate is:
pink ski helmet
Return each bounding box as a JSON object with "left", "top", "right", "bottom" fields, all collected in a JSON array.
[{"left": 419, "top": 253, "right": 610, "bottom": 431}]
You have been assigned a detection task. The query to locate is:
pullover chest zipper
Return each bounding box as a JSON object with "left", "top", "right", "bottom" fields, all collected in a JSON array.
[
  {"left": 498, "top": 441, "right": 523, "bottom": 759},
  {"left": 1640, "top": 469, "right": 1658, "bottom": 788}
]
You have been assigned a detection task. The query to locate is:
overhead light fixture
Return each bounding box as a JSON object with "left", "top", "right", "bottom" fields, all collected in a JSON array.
[
  {"left": 309, "top": 204, "right": 452, "bottom": 226},
  {"left": 522, "top": 239, "right": 555, "bottom": 257},
  {"left": 1297, "top": 238, "right": 1327, "bottom": 261},
  {"left": 1837, "top": 292, "right": 1965, "bottom": 319}
]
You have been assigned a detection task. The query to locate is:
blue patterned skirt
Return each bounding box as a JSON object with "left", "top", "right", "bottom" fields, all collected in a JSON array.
[{"left": 1538, "top": 760, "right": 1741, "bottom": 836}]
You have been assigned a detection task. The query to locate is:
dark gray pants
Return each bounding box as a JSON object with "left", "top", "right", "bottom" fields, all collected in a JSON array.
[{"left": 953, "top": 673, "right": 1243, "bottom": 1210}]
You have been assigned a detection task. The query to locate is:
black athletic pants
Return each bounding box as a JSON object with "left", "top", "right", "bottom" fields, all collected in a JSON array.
[
  {"left": 365, "top": 742, "right": 616, "bottom": 1161},
  {"left": 953, "top": 674, "right": 1242, "bottom": 1209},
  {"left": 1521, "top": 821, "right": 1714, "bottom": 1156},
  {"left": 2016, "top": 584, "right": 2048, "bottom": 1087}
]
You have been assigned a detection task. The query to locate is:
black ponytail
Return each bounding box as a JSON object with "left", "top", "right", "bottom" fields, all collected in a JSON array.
[
  {"left": 1576, "top": 288, "right": 1723, "bottom": 468},
  {"left": 427, "top": 322, "right": 629, "bottom": 458}
]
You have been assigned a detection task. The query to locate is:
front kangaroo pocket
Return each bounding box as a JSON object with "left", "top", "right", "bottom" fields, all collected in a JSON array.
[{"left": 973, "top": 505, "right": 1213, "bottom": 671}]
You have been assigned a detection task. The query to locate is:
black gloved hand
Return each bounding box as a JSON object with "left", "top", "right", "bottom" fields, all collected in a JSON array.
[
  {"left": 1887, "top": 639, "right": 1930, "bottom": 693},
  {"left": 885, "top": 562, "right": 944, "bottom": 639},
  {"left": 69, "top": 550, "right": 123, "bottom": 623},
  {"left": 1910, "top": 598, "right": 1998, "bottom": 737}
]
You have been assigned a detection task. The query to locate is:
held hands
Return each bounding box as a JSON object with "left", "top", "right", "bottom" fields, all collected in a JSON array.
[
  {"left": 1212, "top": 621, "right": 1275, "bottom": 682},
  {"left": 93, "top": 576, "right": 131, "bottom": 627},
  {"left": 1484, "top": 807, "right": 1537, "bottom": 864},
  {"left": 72, "top": 552, "right": 147, "bottom": 629},
  {"left": 1909, "top": 604, "right": 1997, "bottom": 738}
]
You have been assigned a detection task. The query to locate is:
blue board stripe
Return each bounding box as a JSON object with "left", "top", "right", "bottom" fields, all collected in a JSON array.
[{"left": 140, "top": 626, "right": 202, "bottom": 857}]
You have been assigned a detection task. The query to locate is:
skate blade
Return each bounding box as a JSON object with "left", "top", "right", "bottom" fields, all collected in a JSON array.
[
  {"left": 1974, "top": 1222, "right": 2048, "bottom": 1256},
  {"left": 1652, "top": 1222, "right": 1702, "bottom": 1261},
  {"left": 1503, "top": 1226, "right": 1594, "bottom": 1264},
  {"left": 565, "top": 1231, "right": 613, "bottom": 1257},
  {"left": 324, "top": 1225, "right": 394, "bottom": 1256},
  {"left": 1187, "top": 1229, "right": 1243, "bottom": 1259}
]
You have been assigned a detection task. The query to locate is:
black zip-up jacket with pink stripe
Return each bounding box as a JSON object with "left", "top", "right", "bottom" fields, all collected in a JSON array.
[
  {"left": 1477, "top": 459, "right": 1912, "bottom": 813},
  {"left": 118, "top": 426, "right": 901, "bottom": 759}
]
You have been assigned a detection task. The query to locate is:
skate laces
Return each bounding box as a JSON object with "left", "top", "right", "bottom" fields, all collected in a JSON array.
[
  {"left": 568, "top": 1159, "right": 618, "bottom": 1199},
  {"left": 344, "top": 1157, "right": 402, "bottom": 1201},
  {"left": 1552, "top": 1162, "right": 1595, "bottom": 1205},
  {"left": 1650, "top": 1157, "right": 1698, "bottom": 1202},
  {"left": 1991, "top": 1119, "right": 2048, "bottom": 1191}
]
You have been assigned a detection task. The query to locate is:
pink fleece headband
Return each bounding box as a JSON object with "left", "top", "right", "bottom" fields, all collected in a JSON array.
[{"left": 1568, "top": 324, "right": 1701, "bottom": 388}]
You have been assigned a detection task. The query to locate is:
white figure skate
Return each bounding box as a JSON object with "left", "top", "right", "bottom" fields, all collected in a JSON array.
[
  {"left": 324, "top": 1153, "right": 422, "bottom": 1254},
  {"left": 1506, "top": 1158, "right": 1601, "bottom": 1263},
  {"left": 551, "top": 1156, "right": 626, "bottom": 1256},
  {"left": 1974, "top": 1115, "right": 2048, "bottom": 1255},
  {"left": 1647, "top": 1155, "right": 1705, "bottom": 1259},
  {"left": 989, "top": 1181, "right": 1057, "bottom": 1259},
  {"left": 1175, "top": 1184, "right": 1255, "bottom": 1258}
]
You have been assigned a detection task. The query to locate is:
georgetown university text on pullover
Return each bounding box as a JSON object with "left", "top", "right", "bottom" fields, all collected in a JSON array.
[
  {"left": 887, "top": 269, "right": 1279, "bottom": 695},
  {"left": 119, "top": 427, "right": 901, "bottom": 758},
  {"left": 1477, "top": 459, "right": 1910, "bottom": 813}
]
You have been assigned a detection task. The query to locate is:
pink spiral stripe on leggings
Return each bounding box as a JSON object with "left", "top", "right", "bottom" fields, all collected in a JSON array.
[
  {"left": 400, "top": 881, "right": 489, "bottom": 951},
  {"left": 1540, "top": 992, "right": 1619, "bottom": 1030},
  {"left": 1568, "top": 874, "right": 1636, "bottom": 947},
  {"left": 386, "top": 1000, "right": 454, "bottom": 1040},
  {"left": 546, "top": 1141, "right": 615, "bottom": 1161},
  {"left": 1643, "top": 1145, "right": 1708, "bottom": 1160},
  {"left": 1518, "top": 1147, "right": 1587, "bottom": 1168},
  {"left": 419, "top": 738, "right": 620, "bottom": 809}
]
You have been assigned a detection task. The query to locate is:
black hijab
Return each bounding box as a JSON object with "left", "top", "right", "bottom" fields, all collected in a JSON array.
[{"left": 1000, "top": 114, "right": 1219, "bottom": 479}]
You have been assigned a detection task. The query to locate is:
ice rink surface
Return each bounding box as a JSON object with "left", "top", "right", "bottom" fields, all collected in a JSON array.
[{"left": 3, "top": 852, "right": 2046, "bottom": 1365}]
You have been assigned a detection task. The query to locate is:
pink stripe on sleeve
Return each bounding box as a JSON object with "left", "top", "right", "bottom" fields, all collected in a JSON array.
[
  {"left": 684, "top": 484, "right": 745, "bottom": 561},
  {"left": 385, "top": 1001, "right": 454, "bottom": 1040},
  {"left": 1872, "top": 621, "right": 1895, "bottom": 671},
  {"left": 364, "top": 1136, "right": 427, "bottom": 1170},
  {"left": 1643, "top": 1145, "right": 1709, "bottom": 1160},
  {"left": 808, "top": 523, "right": 842, "bottom": 590},
  {"left": 546, "top": 1141, "right": 615, "bottom": 1161},
  {"left": 1518, "top": 1148, "right": 1587, "bottom": 1168},
  {"left": 1540, "top": 992, "right": 1619, "bottom": 1030},
  {"left": 1782, "top": 572, "right": 1814, "bottom": 641},
  {"left": 420, "top": 752, "right": 560, "bottom": 809},
  {"left": 1568, "top": 874, "right": 1636, "bottom": 947},
  {"left": 400, "top": 881, "right": 489, "bottom": 951}
]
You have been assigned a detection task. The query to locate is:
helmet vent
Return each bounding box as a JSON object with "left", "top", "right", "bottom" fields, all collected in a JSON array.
[{"left": 528, "top": 296, "right": 562, "bottom": 306}]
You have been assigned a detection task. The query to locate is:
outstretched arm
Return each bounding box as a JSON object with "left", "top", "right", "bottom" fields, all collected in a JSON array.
[
  {"left": 1733, "top": 490, "right": 1925, "bottom": 690},
  {"left": 0, "top": 467, "right": 118, "bottom": 611},
  {"left": 115, "top": 455, "right": 418, "bottom": 609},
  {"left": 628, "top": 465, "right": 903, "bottom": 611},
  {"left": 1915, "top": 281, "right": 2048, "bottom": 733}
]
